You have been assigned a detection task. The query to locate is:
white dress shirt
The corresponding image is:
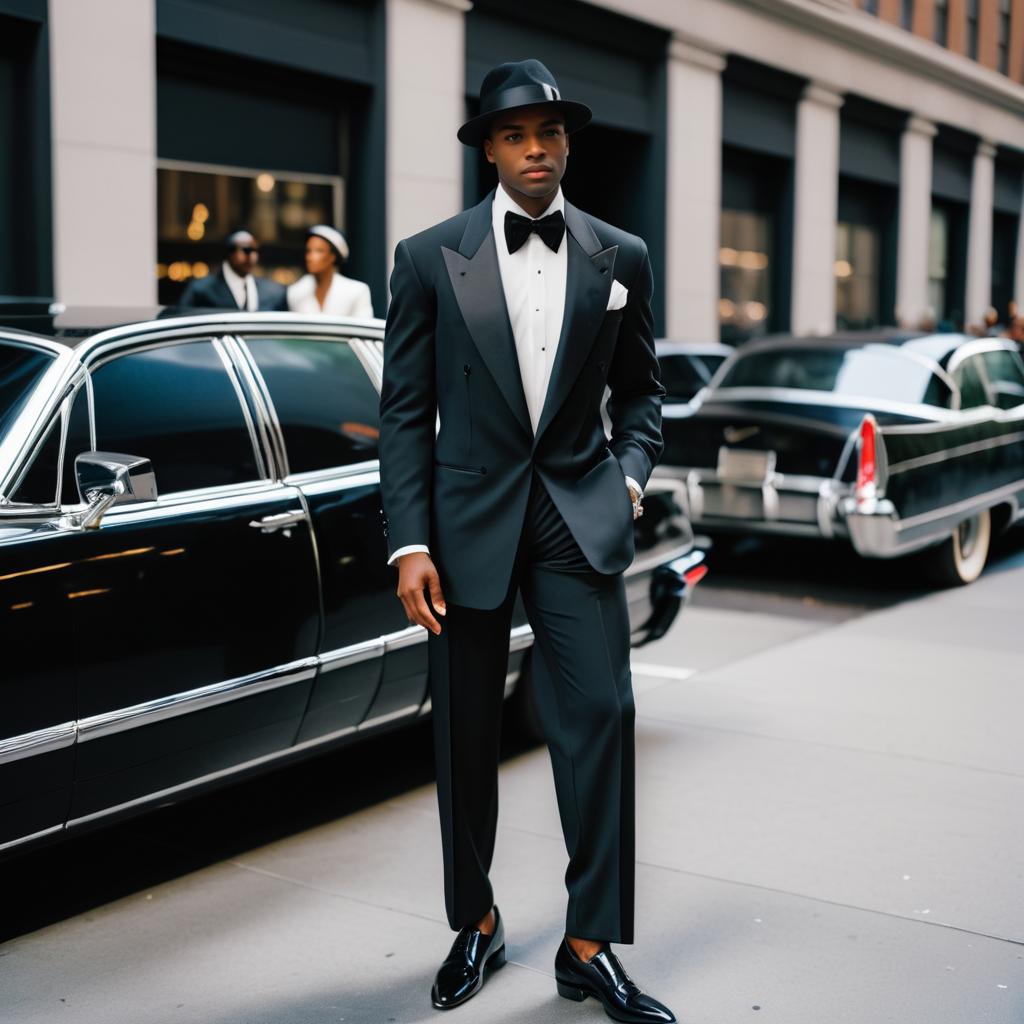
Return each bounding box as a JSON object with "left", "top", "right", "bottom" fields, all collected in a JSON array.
[
  {"left": 222, "top": 260, "right": 257, "bottom": 311},
  {"left": 387, "top": 185, "right": 640, "bottom": 566},
  {"left": 288, "top": 272, "right": 374, "bottom": 317}
]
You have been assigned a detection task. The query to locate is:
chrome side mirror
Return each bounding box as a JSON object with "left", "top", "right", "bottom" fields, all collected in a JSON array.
[{"left": 72, "top": 452, "right": 157, "bottom": 529}]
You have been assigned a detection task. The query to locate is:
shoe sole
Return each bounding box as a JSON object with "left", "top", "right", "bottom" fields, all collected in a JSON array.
[
  {"left": 557, "top": 977, "right": 672, "bottom": 1024},
  {"left": 431, "top": 945, "right": 507, "bottom": 1011}
]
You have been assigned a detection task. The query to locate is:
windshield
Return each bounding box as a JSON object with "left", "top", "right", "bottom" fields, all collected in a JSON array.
[
  {"left": 0, "top": 342, "right": 55, "bottom": 441},
  {"left": 714, "top": 345, "right": 951, "bottom": 407}
]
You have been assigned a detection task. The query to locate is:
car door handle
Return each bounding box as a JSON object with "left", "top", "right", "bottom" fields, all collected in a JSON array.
[{"left": 249, "top": 510, "right": 306, "bottom": 535}]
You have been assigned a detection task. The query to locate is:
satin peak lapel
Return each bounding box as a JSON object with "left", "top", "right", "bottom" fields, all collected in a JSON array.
[
  {"left": 442, "top": 196, "right": 531, "bottom": 438},
  {"left": 533, "top": 205, "right": 617, "bottom": 447}
]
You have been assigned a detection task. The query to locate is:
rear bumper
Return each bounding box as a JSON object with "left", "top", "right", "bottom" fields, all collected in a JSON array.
[{"left": 627, "top": 546, "right": 707, "bottom": 647}]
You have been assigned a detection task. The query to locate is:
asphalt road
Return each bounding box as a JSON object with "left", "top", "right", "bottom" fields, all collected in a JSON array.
[{"left": 2, "top": 529, "right": 1022, "bottom": 1024}]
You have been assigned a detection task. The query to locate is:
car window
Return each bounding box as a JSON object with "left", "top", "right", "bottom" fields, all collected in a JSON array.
[
  {"left": 952, "top": 355, "right": 990, "bottom": 410},
  {"left": 0, "top": 342, "right": 54, "bottom": 443},
  {"left": 91, "top": 340, "right": 261, "bottom": 494},
  {"left": 10, "top": 415, "right": 62, "bottom": 506},
  {"left": 659, "top": 355, "right": 709, "bottom": 402},
  {"left": 246, "top": 337, "right": 380, "bottom": 474},
  {"left": 980, "top": 349, "right": 1024, "bottom": 409},
  {"left": 717, "top": 345, "right": 950, "bottom": 406}
]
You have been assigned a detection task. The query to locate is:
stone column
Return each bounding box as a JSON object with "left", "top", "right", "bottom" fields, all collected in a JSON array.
[
  {"left": 895, "top": 116, "right": 937, "bottom": 328},
  {"left": 49, "top": 0, "right": 156, "bottom": 305},
  {"left": 1014, "top": 188, "right": 1024, "bottom": 312},
  {"left": 664, "top": 37, "right": 726, "bottom": 342},
  {"left": 965, "top": 139, "right": 997, "bottom": 328},
  {"left": 791, "top": 82, "right": 844, "bottom": 336},
  {"left": 386, "top": 0, "right": 470, "bottom": 278}
]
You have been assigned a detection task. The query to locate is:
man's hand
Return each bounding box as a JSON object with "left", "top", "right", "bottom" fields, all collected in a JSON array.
[
  {"left": 627, "top": 483, "right": 643, "bottom": 520},
  {"left": 396, "top": 551, "right": 446, "bottom": 635}
]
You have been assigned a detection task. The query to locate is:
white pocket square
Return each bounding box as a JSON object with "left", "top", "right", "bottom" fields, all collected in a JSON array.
[{"left": 606, "top": 280, "right": 628, "bottom": 311}]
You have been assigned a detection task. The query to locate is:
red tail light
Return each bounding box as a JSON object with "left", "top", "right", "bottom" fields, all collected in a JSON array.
[
  {"left": 684, "top": 565, "right": 708, "bottom": 587},
  {"left": 855, "top": 414, "right": 878, "bottom": 503}
]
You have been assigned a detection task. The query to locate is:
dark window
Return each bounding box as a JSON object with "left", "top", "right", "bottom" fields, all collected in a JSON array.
[
  {"left": 900, "top": 0, "right": 914, "bottom": 30},
  {"left": 997, "top": 0, "right": 1011, "bottom": 74},
  {"left": 718, "top": 345, "right": 950, "bottom": 405},
  {"left": 659, "top": 355, "right": 710, "bottom": 404},
  {"left": 836, "top": 221, "right": 882, "bottom": 329},
  {"left": 862, "top": 0, "right": 879, "bottom": 14},
  {"left": 91, "top": 340, "right": 260, "bottom": 494},
  {"left": 0, "top": 343, "right": 53, "bottom": 443},
  {"left": 11, "top": 415, "right": 61, "bottom": 506},
  {"left": 981, "top": 348, "right": 1024, "bottom": 408},
  {"left": 953, "top": 356, "right": 989, "bottom": 409},
  {"left": 246, "top": 337, "right": 380, "bottom": 473},
  {"left": 934, "top": 0, "right": 949, "bottom": 44},
  {"left": 966, "top": 0, "right": 979, "bottom": 59},
  {"left": 720, "top": 208, "right": 773, "bottom": 344}
]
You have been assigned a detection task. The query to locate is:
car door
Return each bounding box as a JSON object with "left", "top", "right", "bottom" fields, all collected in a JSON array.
[
  {"left": 62, "top": 335, "right": 321, "bottom": 824},
  {"left": 0, "top": 352, "right": 78, "bottom": 852},
  {"left": 237, "top": 331, "right": 424, "bottom": 742}
]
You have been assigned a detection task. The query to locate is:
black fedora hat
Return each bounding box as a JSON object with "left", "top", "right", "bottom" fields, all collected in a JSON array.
[{"left": 458, "top": 58, "right": 592, "bottom": 147}]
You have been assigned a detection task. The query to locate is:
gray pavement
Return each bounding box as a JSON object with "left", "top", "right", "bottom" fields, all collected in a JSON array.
[{"left": 3, "top": 537, "right": 1023, "bottom": 1024}]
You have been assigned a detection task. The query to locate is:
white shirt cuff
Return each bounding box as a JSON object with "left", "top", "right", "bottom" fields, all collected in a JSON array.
[
  {"left": 388, "top": 544, "right": 430, "bottom": 566},
  {"left": 624, "top": 475, "right": 643, "bottom": 499}
]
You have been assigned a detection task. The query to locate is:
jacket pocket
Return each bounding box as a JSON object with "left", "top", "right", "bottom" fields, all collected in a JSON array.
[{"left": 435, "top": 460, "right": 487, "bottom": 475}]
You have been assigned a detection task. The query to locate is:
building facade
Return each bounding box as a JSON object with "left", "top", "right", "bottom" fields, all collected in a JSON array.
[{"left": 2, "top": 0, "right": 1023, "bottom": 340}]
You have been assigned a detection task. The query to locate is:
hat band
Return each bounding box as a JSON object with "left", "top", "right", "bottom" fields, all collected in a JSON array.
[{"left": 480, "top": 82, "right": 563, "bottom": 118}]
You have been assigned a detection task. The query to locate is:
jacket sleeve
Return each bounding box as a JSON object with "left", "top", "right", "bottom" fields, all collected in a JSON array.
[
  {"left": 605, "top": 241, "right": 665, "bottom": 491},
  {"left": 378, "top": 239, "right": 436, "bottom": 560}
]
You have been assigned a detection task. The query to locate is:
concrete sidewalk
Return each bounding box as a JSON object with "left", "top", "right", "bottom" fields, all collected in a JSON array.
[{"left": 2, "top": 548, "right": 1022, "bottom": 1023}]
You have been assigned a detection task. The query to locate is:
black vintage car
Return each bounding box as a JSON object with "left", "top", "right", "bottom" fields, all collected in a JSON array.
[
  {"left": 0, "top": 307, "right": 703, "bottom": 858},
  {"left": 660, "top": 329, "right": 1024, "bottom": 585}
]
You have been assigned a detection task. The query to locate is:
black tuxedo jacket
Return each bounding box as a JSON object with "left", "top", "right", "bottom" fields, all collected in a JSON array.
[
  {"left": 179, "top": 268, "right": 287, "bottom": 311},
  {"left": 379, "top": 190, "right": 664, "bottom": 610}
]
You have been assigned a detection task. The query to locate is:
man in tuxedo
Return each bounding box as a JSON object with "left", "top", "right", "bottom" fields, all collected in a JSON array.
[
  {"left": 379, "top": 59, "right": 674, "bottom": 1023},
  {"left": 179, "top": 230, "right": 287, "bottom": 311}
]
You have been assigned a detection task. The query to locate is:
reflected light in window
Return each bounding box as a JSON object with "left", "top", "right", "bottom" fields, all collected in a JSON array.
[
  {"left": 835, "top": 259, "right": 854, "bottom": 278},
  {"left": 272, "top": 267, "right": 301, "bottom": 285},
  {"left": 744, "top": 301, "right": 767, "bottom": 321},
  {"left": 719, "top": 247, "right": 738, "bottom": 266},
  {"left": 192, "top": 203, "right": 209, "bottom": 223},
  {"left": 186, "top": 220, "right": 205, "bottom": 241},
  {"left": 257, "top": 173, "right": 276, "bottom": 192},
  {"left": 737, "top": 251, "right": 768, "bottom": 271},
  {"left": 192, "top": 262, "right": 210, "bottom": 279},
  {"left": 156, "top": 263, "right": 167, "bottom": 279},
  {"left": 719, "top": 298, "right": 737, "bottom": 320}
]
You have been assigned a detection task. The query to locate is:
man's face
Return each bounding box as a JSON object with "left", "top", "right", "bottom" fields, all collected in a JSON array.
[
  {"left": 228, "top": 237, "right": 259, "bottom": 276},
  {"left": 483, "top": 105, "right": 569, "bottom": 203}
]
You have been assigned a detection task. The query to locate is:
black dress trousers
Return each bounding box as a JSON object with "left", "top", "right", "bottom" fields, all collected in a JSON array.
[{"left": 427, "top": 469, "right": 636, "bottom": 944}]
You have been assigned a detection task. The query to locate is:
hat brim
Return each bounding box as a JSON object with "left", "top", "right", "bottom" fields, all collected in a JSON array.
[{"left": 457, "top": 99, "right": 592, "bottom": 147}]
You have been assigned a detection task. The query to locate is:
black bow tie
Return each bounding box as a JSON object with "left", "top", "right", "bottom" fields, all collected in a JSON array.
[{"left": 504, "top": 209, "right": 565, "bottom": 255}]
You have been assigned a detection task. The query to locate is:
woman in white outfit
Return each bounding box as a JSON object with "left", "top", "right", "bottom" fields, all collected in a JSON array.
[{"left": 287, "top": 225, "right": 375, "bottom": 317}]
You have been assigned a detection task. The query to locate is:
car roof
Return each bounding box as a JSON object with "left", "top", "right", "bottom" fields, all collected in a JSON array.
[
  {"left": 0, "top": 304, "right": 208, "bottom": 347},
  {"left": 734, "top": 328, "right": 971, "bottom": 364},
  {"left": 655, "top": 340, "right": 734, "bottom": 357}
]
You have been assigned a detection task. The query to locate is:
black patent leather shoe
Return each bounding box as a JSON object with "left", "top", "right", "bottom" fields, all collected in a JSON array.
[
  {"left": 431, "top": 905, "right": 507, "bottom": 1010},
  {"left": 555, "top": 938, "right": 676, "bottom": 1023}
]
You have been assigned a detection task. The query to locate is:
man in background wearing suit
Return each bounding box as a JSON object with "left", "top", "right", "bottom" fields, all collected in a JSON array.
[
  {"left": 179, "top": 229, "right": 287, "bottom": 311},
  {"left": 379, "top": 59, "right": 675, "bottom": 1023}
]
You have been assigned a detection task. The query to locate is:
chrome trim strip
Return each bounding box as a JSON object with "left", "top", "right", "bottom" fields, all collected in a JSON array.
[
  {"left": 383, "top": 624, "right": 428, "bottom": 651},
  {"left": 227, "top": 335, "right": 290, "bottom": 479},
  {"left": 212, "top": 336, "right": 268, "bottom": 481},
  {"left": 284, "top": 460, "right": 380, "bottom": 488},
  {"left": 0, "top": 823, "right": 64, "bottom": 853},
  {"left": 894, "top": 479, "right": 1024, "bottom": 532},
  {"left": 509, "top": 623, "right": 534, "bottom": 652},
  {"left": 77, "top": 658, "right": 318, "bottom": 742},
  {"left": 888, "top": 431, "right": 1024, "bottom": 475},
  {"left": 99, "top": 481, "right": 303, "bottom": 525},
  {"left": 293, "top": 469, "right": 379, "bottom": 496},
  {"left": 0, "top": 721, "right": 77, "bottom": 766},
  {"left": 320, "top": 637, "right": 384, "bottom": 669},
  {"left": 357, "top": 704, "right": 420, "bottom": 731},
  {"left": 626, "top": 542, "right": 701, "bottom": 579}
]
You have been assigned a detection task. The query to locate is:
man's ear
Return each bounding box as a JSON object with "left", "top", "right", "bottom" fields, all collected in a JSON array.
[{"left": 483, "top": 138, "right": 496, "bottom": 165}]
